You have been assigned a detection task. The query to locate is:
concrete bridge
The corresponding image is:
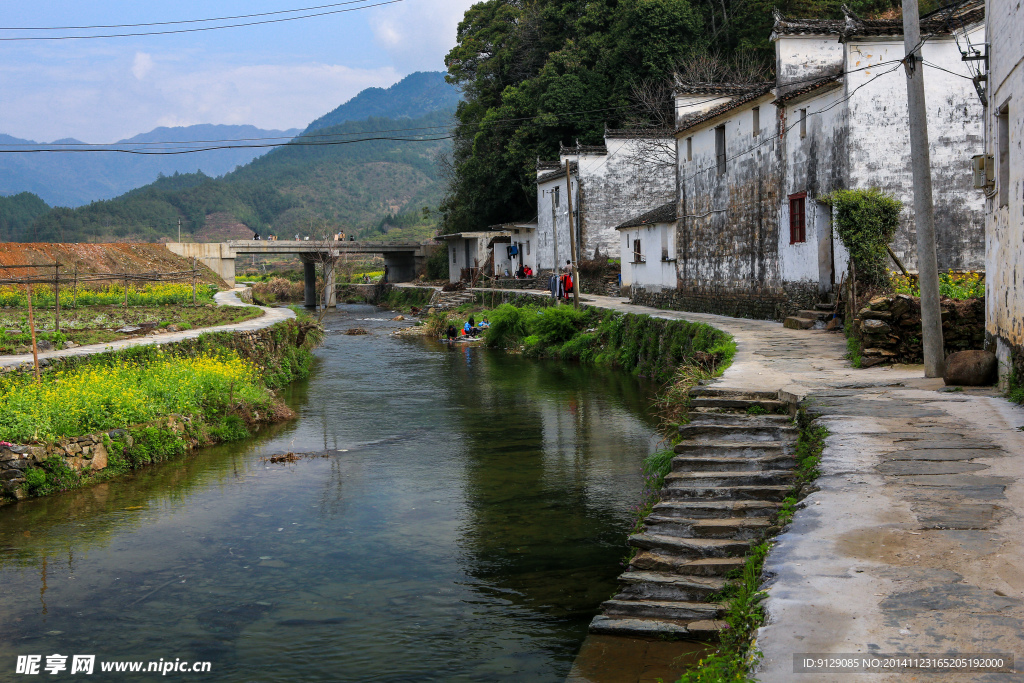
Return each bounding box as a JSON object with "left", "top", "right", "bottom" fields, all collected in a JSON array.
[{"left": 167, "top": 240, "right": 436, "bottom": 307}]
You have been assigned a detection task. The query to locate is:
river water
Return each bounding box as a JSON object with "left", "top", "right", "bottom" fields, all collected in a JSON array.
[{"left": 0, "top": 305, "right": 661, "bottom": 682}]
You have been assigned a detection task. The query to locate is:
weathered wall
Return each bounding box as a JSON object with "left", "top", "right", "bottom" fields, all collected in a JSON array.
[
  {"left": 845, "top": 32, "right": 986, "bottom": 272},
  {"left": 618, "top": 222, "right": 677, "bottom": 291},
  {"left": 778, "top": 85, "right": 851, "bottom": 291},
  {"left": 574, "top": 138, "right": 676, "bottom": 259},
  {"left": 631, "top": 280, "right": 820, "bottom": 321},
  {"left": 676, "top": 95, "right": 787, "bottom": 319},
  {"left": 985, "top": 0, "right": 1024, "bottom": 385},
  {"left": 536, "top": 174, "right": 579, "bottom": 272},
  {"left": 166, "top": 242, "right": 237, "bottom": 285}
]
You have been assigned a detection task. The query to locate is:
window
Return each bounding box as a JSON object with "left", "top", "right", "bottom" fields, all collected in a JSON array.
[
  {"left": 633, "top": 238, "right": 644, "bottom": 263},
  {"left": 554, "top": 186, "right": 560, "bottom": 207},
  {"left": 686, "top": 136, "right": 692, "bottom": 162},
  {"left": 799, "top": 108, "right": 807, "bottom": 138},
  {"left": 526, "top": 241, "right": 530, "bottom": 256},
  {"left": 997, "top": 104, "right": 1009, "bottom": 208},
  {"left": 715, "top": 125, "right": 726, "bottom": 176},
  {"left": 789, "top": 193, "right": 807, "bottom": 244},
  {"left": 661, "top": 227, "right": 670, "bottom": 261},
  {"left": 752, "top": 107, "right": 760, "bottom": 137}
]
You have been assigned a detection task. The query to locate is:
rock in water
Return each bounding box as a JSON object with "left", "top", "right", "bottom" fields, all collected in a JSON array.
[
  {"left": 344, "top": 328, "right": 369, "bottom": 336},
  {"left": 943, "top": 350, "right": 997, "bottom": 386}
]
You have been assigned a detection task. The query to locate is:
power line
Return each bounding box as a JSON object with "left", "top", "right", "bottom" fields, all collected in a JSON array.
[
  {"left": 0, "top": 1, "right": 389, "bottom": 31},
  {"left": 0, "top": 0, "right": 402, "bottom": 41}
]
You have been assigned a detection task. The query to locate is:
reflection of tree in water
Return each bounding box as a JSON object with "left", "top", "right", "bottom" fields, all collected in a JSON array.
[{"left": 444, "top": 347, "right": 658, "bottom": 621}]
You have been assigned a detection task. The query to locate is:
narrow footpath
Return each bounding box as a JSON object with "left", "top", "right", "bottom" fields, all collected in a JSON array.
[
  {"left": 451, "top": 286, "right": 1024, "bottom": 682},
  {"left": 0, "top": 287, "right": 294, "bottom": 369}
]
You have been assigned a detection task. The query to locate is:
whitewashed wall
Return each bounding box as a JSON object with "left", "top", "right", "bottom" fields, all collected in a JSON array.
[
  {"left": 985, "top": 0, "right": 1024, "bottom": 381},
  {"left": 536, "top": 175, "right": 579, "bottom": 272},
  {"left": 618, "top": 223, "right": 677, "bottom": 291},
  {"left": 778, "top": 85, "right": 849, "bottom": 290},
  {"left": 845, "top": 30, "right": 986, "bottom": 271}
]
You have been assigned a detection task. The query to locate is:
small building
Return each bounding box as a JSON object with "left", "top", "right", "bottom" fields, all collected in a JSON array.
[
  {"left": 441, "top": 223, "right": 537, "bottom": 282},
  {"left": 625, "top": 2, "right": 986, "bottom": 319},
  {"left": 983, "top": 0, "right": 1023, "bottom": 383},
  {"left": 615, "top": 202, "right": 678, "bottom": 295},
  {"left": 535, "top": 130, "right": 676, "bottom": 271}
]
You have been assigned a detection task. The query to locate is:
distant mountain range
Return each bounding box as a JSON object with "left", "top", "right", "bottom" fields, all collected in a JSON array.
[
  {"left": 0, "top": 125, "right": 301, "bottom": 208},
  {"left": 0, "top": 71, "right": 461, "bottom": 244}
]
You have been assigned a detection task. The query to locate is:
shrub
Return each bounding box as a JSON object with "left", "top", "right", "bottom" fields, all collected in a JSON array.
[
  {"left": 532, "top": 305, "right": 587, "bottom": 346},
  {"left": 484, "top": 304, "right": 533, "bottom": 348},
  {"left": 425, "top": 247, "right": 449, "bottom": 280},
  {"left": 823, "top": 188, "right": 902, "bottom": 287},
  {"left": 891, "top": 270, "right": 985, "bottom": 300}
]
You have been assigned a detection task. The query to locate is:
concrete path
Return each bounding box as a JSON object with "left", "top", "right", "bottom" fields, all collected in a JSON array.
[
  {"left": 460, "top": 288, "right": 1024, "bottom": 682},
  {"left": 0, "top": 287, "right": 294, "bottom": 369}
]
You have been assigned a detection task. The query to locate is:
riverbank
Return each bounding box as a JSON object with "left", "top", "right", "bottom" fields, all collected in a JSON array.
[{"left": 422, "top": 286, "right": 1024, "bottom": 682}]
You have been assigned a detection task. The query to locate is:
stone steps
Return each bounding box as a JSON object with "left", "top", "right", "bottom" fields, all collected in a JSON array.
[
  {"left": 674, "top": 440, "right": 787, "bottom": 457},
  {"left": 687, "top": 412, "right": 794, "bottom": 427},
  {"left": 590, "top": 387, "right": 797, "bottom": 640},
  {"left": 652, "top": 499, "right": 781, "bottom": 519},
  {"left": 645, "top": 516, "right": 775, "bottom": 540},
  {"left": 665, "top": 469, "right": 796, "bottom": 488},
  {"left": 671, "top": 453, "right": 797, "bottom": 472},
  {"left": 678, "top": 423, "right": 798, "bottom": 442},
  {"left": 630, "top": 552, "right": 746, "bottom": 576}
]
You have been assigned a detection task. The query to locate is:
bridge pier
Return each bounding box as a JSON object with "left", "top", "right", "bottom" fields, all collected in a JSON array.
[
  {"left": 383, "top": 252, "right": 417, "bottom": 282},
  {"left": 300, "top": 255, "right": 337, "bottom": 309}
]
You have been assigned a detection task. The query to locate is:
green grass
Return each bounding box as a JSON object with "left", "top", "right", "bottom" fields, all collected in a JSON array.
[{"left": 844, "top": 321, "right": 863, "bottom": 368}]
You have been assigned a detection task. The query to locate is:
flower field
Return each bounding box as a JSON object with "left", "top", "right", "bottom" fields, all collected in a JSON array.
[
  {"left": 0, "top": 282, "right": 217, "bottom": 308},
  {"left": 0, "top": 351, "right": 271, "bottom": 442},
  {"left": 890, "top": 271, "right": 985, "bottom": 300}
]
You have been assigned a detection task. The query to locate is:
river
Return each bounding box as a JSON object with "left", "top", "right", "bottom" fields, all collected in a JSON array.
[{"left": 0, "top": 305, "right": 662, "bottom": 682}]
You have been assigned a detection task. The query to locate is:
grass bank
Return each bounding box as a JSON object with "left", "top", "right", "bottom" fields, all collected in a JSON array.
[{"left": 0, "top": 315, "right": 323, "bottom": 503}]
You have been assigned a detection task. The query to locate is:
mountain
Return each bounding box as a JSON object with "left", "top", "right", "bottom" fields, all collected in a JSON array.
[
  {"left": 304, "top": 71, "right": 460, "bottom": 133},
  {"left": 0, "top": 124, "right": 300, "bottom": 208},
  {"left": 20, "top": 110, "right": 453, "bottom": 244}
]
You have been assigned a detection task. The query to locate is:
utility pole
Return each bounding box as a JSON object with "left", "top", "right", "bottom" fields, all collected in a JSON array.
[
  {"left": 550, "top": 192, "right": 559, "bottom": 278},
  {"left": 177, "top": 217, "right": 181, "bottom": 243},
  {"left": 564, "top": 161, "right": 581, "bottom": 307},
  {"left": 902, "top": 0, "right": 945, "bottom": 378}
]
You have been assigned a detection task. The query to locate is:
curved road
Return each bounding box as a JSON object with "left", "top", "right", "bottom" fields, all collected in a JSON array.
[{"left": 0, "top": 287, "right": 294, "bottom": 369}]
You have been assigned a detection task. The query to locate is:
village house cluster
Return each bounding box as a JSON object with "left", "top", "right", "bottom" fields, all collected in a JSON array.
[{"left": 444, "top": 0, "right": 1021, "bottom": 383}]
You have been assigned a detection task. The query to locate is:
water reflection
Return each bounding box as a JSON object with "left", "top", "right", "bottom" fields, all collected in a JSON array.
[{"left": 0, "top": 305, "right": 659, "bottom": 682}]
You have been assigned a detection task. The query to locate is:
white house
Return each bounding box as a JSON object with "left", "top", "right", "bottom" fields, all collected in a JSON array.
[
  {"left": 622, "top": 1, "right": 985, "bottom": 318},
  {"left": 441, "top": 223, "right": 537, "bottom": 282},
  {"left": 983, "top": 0, "right": 1023, "bottom": 383},
  {"left": 535, "top": 130, "right": 676, "bottom": 272},
  {"left": 615, "top": 202, "right": 678, "bottom": 294}
]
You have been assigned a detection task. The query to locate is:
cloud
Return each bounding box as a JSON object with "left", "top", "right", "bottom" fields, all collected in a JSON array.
[
  {"left": 368, "top": 0, "right": 476, "bottom": 72},
  {"left": 0, "top": 52, "right": 400, "bottom": 142},
  {"left": 132, "top": 52, "right": 154, "bottom": 81}
]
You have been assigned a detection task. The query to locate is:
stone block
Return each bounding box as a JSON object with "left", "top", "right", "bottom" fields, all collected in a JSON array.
[
  {"left": 783, "top": 317, "right": 815, "bottom": 330},
  {"left": 90, "top": 443, "right": 108, "bottom": 471},
  {"left": 868, "top": 296, "right": 890, "bottom": 310},
  {"left": 943, "top": 350, "right": 997, "bottom": 386},
  {"left": 1, "top": 469, "right": 24, "bottom": 481},
  {"left": 861, "top": 319, "right": 891, "bottom": 336}
]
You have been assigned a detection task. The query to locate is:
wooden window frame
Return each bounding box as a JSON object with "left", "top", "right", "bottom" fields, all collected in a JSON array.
[
  {"left": 799, "top": 108, "right": 807, "bottom": 138},
  {"left": 752, "top": 106, "right": 760, "bottom": 137},
  {"left": 789, "top": 192, "right": 807, "bottom": 244},
  {"left": 632, "top": 237, "right": 645, "bottom": 264},
  {"left": 686, "top": 136, "right": 692, "bottom": 162},
  {"left": 714, "top": 125, "right": 726, "bottom": 176}
]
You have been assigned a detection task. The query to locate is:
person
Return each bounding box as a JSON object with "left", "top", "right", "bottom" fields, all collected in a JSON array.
[
  {"left": 503, "top": 268, "right": 511, "bottom": 277},
  {"left": 479, "top": 317, "right": 490, "bottom": 329},
  {"left": 253, "top": 232, "right": 261, "bottom": 240},
  {"left": 465, "top": 316, "right": 480, "bottom": 337},
  {"left": 295, "top": 233, "right": 300, "bottom": 240},
  {"left": 516, "top": 264, "right": 526, "bottom": 279},
  {"left": 562, "top": 259, "right": 573, "bottom": 273},
  {"left": 524, "top": 265, "right": 533, "bottom": 277},
  {"left": 445, "top": 324, "right": 457, "bottom": 342}
]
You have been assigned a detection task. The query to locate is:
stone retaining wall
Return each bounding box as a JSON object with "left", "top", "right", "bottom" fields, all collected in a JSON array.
[
  {"left": 854, "top": 294, "right": 985, "bottom": 365},
  {"left": 1, "top": 415, "right": 192, "bottom": 500},
  {"left": 630, "top": 281, "right": 821, "bottom": 321}
]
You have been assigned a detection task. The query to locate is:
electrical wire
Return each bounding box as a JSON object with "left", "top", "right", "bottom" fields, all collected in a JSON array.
[
  {"left": 0, "top": 1, "right": 392, "bottom": 31},
  {"left": 0, "top": 0, "right": 402, "bottom": 41}
]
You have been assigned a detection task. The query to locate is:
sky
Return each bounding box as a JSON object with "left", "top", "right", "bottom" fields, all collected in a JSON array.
[{"left": 0, "top": 0, "right": 475, "bottom": 143}]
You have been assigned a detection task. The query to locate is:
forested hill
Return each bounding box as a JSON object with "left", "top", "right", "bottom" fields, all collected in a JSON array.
[
  {"left": 14, "top": 109, "right": 453, "bottom": 244},
  {"left": 304, "top": 71, "right": 460, "bottom": 134},
  {"left": 440, "top": 0, "right": 901, "bottom": 234}
]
